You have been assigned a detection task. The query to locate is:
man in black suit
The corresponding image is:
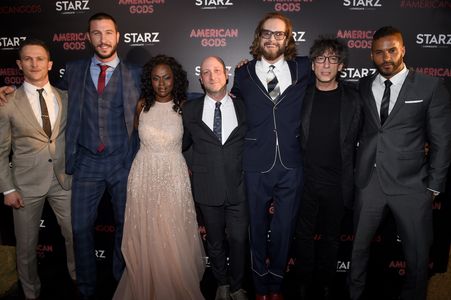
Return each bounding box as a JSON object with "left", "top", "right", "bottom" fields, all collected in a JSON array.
[
  {"left": 349, "top": 26, "right": 451, "bottom": 300},
  {"left": 183, "top": 56, "right": 248, "bottom": 300},
  {"left": 294, "top": 37, "right": 361, "bottom": 300}
]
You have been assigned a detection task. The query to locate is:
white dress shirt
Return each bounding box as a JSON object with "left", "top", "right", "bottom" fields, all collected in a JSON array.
[
  {"left": 23, "top": 81, "right": 59, "bottom": 129},
  {"left": 256, "top": 57, "right": 291, "bottom": 95},
  {"left": 202, "top": 94, "right": 238, "bottom": 145},
  {"left": 372, "top": 64, "right": 408, "bottom": 116}
]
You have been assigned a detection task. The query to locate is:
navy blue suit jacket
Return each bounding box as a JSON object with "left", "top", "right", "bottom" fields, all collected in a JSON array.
[
  {"left": 231, "top": 56, "right": 312, "bottom": 172},
  {"left": 59, "top": 58, "right": 141, "bottom": 175}
]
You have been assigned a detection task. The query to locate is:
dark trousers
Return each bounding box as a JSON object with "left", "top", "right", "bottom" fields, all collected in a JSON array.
[
  {"left": 71, "top": 151, "right": 128, "bottom": 297},
  {"left": 349, "top": 171, "right": 432, "bottom": 300},
  {"left": 294, "top": 180, "right": 344, "bottom": 285},
  {"left": 198, "top": 200, "right": 249, "bottom": 293},
  {"left": 245, "top": 161, "right": 303, "bottom": 294}
]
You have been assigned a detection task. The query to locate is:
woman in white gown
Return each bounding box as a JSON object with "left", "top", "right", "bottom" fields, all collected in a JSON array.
[{"left": 113, "top": 55, "right": 205, "bottom": 300}]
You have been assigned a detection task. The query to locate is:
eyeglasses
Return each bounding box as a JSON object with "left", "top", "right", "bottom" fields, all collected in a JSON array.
[
  {"left": 260, "top": 30, "right": 287, "bottom": 40},
  {"left": 314, "top": 56, "right": 340, "bottom": 64}
]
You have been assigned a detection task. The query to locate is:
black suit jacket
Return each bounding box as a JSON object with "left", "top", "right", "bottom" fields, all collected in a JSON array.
[
  {"left": 182, "top": 96, "right": 247, "bottom": 206},
  {"left": 300, "top": 82, "right": 361, "bottom": 208},
  {"left": 356, "top": 70, "right": 451, "bottom": 194}
]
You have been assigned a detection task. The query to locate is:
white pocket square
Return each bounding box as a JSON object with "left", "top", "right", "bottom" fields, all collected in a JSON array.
[{"left": 405, "top": 99, "right": 423, "bottom": 103}]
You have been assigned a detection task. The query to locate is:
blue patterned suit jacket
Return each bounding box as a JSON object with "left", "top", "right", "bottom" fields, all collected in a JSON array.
[{"left": 59, "top": 58, "right": 141, "bottom": 175}]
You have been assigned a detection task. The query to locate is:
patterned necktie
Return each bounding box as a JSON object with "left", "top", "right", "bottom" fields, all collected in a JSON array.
[
  {"left": 36, "top": 88, "right": 52, "bottom": 138},
  {"left": 213, "top": 101, "right": 222, "bottom": 142},
  {"left": 97, "top": 64, "right": 109, "bottom": 95},
  {"left": 267, "top": 65, "right": 280, "bottom": 102},
  {"left": 380, "top": 79, "right": 392, "bottom": 125}
]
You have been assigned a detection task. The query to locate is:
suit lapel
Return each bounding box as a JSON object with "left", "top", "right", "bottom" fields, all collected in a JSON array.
[
  {"left": 301, "top": 85, "right": 314, "bottom": 149},
  {"left": 14, "top": 87, "right": 47, "bottom": 137},
  {"left": 382, "top": 70, "right": 412, "bottom": 126},
  {"left": 120, "top": 62, "right": 135, "bottom": 137},
  {"left": 223, "top": 98, "right": 244, "bottom": 145},
  {"left": 246, "top": 60, "right": 274, "bottom": 106},
  {"left": 340, "top": 85, "right": 354, "bottom": 146},
  {"left": 287, "top": 59, "right": 298, "bottom": 85},
  {"left": 362, "top": 75, "right": 380, "bottom": 127},
  {"left": 194, "top": 98, "right": 222, "bottom": 144},
  {"left": 50, "top": 87, "right": 63, "bottom": 139}
]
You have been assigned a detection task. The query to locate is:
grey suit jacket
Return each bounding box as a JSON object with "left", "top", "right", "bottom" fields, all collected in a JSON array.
[
  {"left": 0, "top": 85, "right": 71, "bottom": 197},
  {"left": 355, "top": 70, "right": 451, "bottom": 194}
]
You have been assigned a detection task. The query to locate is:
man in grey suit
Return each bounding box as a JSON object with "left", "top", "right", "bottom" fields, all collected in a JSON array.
[
  {"left": 183, "top": 56, "right": 248, "bottom": 300},
  {"left": 0, "top": 39, "right": 75, "bottom": 300},
  {"left": 349, "top": 26, "right": 451, "bottom": 300}
]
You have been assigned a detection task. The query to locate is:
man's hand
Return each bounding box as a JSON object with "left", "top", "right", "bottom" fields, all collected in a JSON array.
[
  {"left": 235, "top": 59, "right": 249, "bottom": 69},
  {"left": 4, "top": 191, "right": 24, "bottom": 209},
  {"left": 0, "top": 86, "right": 16, "bottom": 105}
]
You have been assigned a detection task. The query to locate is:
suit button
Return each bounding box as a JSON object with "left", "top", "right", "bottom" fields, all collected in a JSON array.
[
  {"left": 378, "top": 129, "right": 383, "bottom": 133},
  {"left": 49, "top": 140, "right": 52, "bottom": 143},
  {"left": 48, "top": 159, "right": 52, "bottom": 162}
]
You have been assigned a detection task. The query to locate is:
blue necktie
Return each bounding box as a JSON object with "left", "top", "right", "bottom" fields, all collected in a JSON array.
[{"left": 213, "top": 102, "right": 222, "bottom": 142}]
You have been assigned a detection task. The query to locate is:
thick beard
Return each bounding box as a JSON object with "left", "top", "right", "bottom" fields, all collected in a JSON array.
[
  {"left": 261, "top": 44, "right": 285, "bottom": 61},
  {"left": 92, "top": 43, "right": 118, "bottom": 60}
]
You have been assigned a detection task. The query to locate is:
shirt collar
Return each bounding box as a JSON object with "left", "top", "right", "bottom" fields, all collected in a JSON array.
[
  {"left": 205, "top": 93, "right": 230, "bottom": 108},
  {"left": 91, "top": 55, "right": 120, "bottom": 69},
  {"left": 260, "top": 56, "right": 286, "bottom": 72},
  {"left": 23, "top": 81, "right": 52, "bottom": 96},
  {"left": 376, "top": 64, "right": 408, "bottom": 87}
]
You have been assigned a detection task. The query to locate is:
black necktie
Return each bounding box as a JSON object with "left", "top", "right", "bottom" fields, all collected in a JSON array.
[
  {"left": 36, "top": 88, "right": 52, "bottom": 138},
  {"left": 380, "top": 79, "right": 392, "bottom": 125},
  {"left": 267, "top": 65, "right": 280, "bottom": 102},
  {"left": 213, "top": 102, "right": 222, "bottom": 142}
]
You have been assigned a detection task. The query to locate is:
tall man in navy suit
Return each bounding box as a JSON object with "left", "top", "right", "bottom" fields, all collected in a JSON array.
[
  {"left": 232, "top": 12, "right": 312, "bottom": 300},
  {"left": 60, "top": 13, "right": 141, "bottom": 300},
  {"left": 349, "top": 26, "right": 451, "bottom": 300}
]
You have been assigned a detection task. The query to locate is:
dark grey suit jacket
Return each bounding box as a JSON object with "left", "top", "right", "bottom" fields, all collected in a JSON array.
[
  {"left": 182, "top": 96, "right": 246, "bottom": 206},
  {"left": 355, "top": 70, "right": 451, "bottom": 194}
]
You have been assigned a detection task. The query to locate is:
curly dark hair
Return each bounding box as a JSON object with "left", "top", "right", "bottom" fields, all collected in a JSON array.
[
  {"left": 249, "top": 12, "right": 297, "bottom": 61},
  {"left": 140, "top": 54, "right": 188, "bottom": 113},
  {"left": 309, "top": 35, "right": 349, "bottom": 67}
]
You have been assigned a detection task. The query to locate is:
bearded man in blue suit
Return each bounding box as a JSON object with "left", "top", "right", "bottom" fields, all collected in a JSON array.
[
  {"left": 61, "top": 12, "right": 141, "bottom": 300},
  {"left": 232, "top": 12, "right": 312, "bottom": 300}
]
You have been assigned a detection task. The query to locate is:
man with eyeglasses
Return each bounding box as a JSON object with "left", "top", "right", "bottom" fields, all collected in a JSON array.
[
  {"left": 293, "top": 37, "right": 361, "bottom": 300},
  {"left": 231, "top": 12, "right": 312, "bottom": 300}
]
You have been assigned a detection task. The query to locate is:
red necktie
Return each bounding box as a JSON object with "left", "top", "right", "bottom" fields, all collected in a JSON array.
[{"left": 97, "top": 64, "right": 109, "bottom": 95}]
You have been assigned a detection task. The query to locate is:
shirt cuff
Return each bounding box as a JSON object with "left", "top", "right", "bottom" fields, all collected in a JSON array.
[
  {"left": 3, "top": 189, "right": 16, "bottom": 195},
  {"left": 427, "top": 188, "right": 439, "bottom": 196}
]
